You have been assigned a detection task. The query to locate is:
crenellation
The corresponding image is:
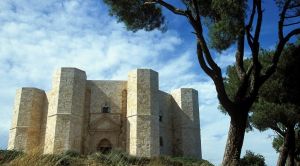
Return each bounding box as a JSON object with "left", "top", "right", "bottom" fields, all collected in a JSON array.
[{"left": 8, "top": 67, "right": 202, "bottom": 159}]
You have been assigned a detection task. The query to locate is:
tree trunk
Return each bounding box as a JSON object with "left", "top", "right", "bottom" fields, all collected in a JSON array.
[
  {"left": 287, "top": 127, "right": 296, "bottom": 166},
  {"left": 277, "top": 146, "right": 289, "bottom": 166},
  {"left": 277, "top": 127, "right": 295, "bottom": 166},
  {"left": 222, "top": 111, "right": 248, "bottom": 166}
]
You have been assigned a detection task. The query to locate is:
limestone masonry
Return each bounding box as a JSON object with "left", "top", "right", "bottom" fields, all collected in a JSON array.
[{"left": 8, "top": 68, "right": 202, "bottom": 159}]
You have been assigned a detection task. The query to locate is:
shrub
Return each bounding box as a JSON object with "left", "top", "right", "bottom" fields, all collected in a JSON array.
[{"left": 240, "top": 150, "right": 266, "bottom": 166}]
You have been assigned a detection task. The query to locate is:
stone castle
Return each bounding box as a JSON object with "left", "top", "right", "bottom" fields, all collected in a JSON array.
[{"left": 8, "top": 68, "right": 202, "bottom": 159}]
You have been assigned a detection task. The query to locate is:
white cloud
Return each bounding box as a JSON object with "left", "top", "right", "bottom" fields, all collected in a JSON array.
[
  {"left": 214, "top": 48, "right": 236, "bottom": 69},
  {"left": 0, "top": 0, "right": 277, "bottom": 165}
]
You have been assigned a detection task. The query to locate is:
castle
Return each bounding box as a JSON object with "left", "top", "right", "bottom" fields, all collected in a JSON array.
[{"left": 7, "top": 68, "right": 202, "bottom": 159}]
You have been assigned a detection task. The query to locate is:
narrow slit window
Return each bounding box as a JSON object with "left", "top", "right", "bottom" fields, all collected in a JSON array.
[
  {"left": 159, "top": 115, "right": 163, "bottom": 122},
  {"left": 160, "top": 137, "right": 163, "bottom": 147}
]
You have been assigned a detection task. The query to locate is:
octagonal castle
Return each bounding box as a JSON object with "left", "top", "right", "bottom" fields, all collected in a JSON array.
[{"left": 8, "top": 68, "right": 202, "bottom": 159}]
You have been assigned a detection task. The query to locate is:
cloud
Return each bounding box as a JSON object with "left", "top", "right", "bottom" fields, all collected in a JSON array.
[{"left": 0, "top": 0, "right": 277, "bottom": 165}]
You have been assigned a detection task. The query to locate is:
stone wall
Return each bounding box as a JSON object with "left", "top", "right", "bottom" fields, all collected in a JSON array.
[
  {"left": 8, "top": 88, "right": 46, "bottom": 151},
  {"left": 81, "top": 80, "right": 127, "bottom": 154},
  {"left": 87, "top": 80, "right": 127, "bottom": 114},
  {"left": 127, "top": 69, "right": 160, "bottom": 157},
  {"left": 158, "top": 91, "right": 173, "bottom": 156}
]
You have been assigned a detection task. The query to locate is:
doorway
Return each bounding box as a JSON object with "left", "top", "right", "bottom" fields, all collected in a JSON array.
[{"left": 97, "top": 138, "right": 112, "bottom": 154}]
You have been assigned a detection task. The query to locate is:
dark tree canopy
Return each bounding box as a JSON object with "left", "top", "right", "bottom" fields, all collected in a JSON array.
[{"left": 103, "top": 0, "right": 165, "bottom": 32}]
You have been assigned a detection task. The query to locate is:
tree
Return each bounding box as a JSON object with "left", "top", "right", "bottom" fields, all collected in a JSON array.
[
  {"left": 102, "top": 0, "right": 300, "bottom": 165},
  {"left": 272, "top": 132, "right": 300, "bottom": 166},
  {"left": 240, "top": 150, "right": 266, "bottom": 166},
  {"left": 225, "top": 43, "right": 300, "bottom": 166}
]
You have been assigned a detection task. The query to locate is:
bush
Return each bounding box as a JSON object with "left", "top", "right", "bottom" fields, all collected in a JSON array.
[{"left": 240, "top": 150, "right": 266, "bottom": 166}]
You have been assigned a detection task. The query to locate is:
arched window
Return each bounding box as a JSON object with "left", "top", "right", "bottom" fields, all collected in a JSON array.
[{"left": 97, "top": 138, "right": 112, "bottom": 154}]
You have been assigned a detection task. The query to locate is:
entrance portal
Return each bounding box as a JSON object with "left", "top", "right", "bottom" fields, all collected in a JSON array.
[{"left": 97, "top": 139, "right": 112, "bottom": 154}]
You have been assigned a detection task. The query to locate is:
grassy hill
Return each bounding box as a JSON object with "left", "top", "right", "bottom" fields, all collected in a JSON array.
[{"left": 0, "top": 149, "right": 213, "bottom": 166}]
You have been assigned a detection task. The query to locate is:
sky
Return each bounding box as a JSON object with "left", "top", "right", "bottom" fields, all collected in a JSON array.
[{"left": 0, "top": 0, "right": 295, "bottom": 165}]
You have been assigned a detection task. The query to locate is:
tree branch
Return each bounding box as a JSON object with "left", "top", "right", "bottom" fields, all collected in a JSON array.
[
  {"left": 253, "top": 0, "right": 262, "bottom": 43},
  {"left": 245, "top": 0, "right": 256, "bottom": 49},
  {"left": 285, "top": 14, "right": 300, "bottom": 19},
  {"left": 270, "top": 125, "right": 285, "bottom": 137},
  {"left": 186, "top": 8, "right": 234, "bottom": 114},
  {"left": 248, "top": 0, "right": 263, "bottom": 103},
  {"left": 196, "top": 40, "right": 214, "bottom": 77},
  {"left": 185, "top": 10, "right": 221, "bottom": 74},
  {"left": 278, "top": 0, "right": 292, "bottom": 40},
  {"left": 251, "top": 0, "right": 262, "bottom": 68},
  {"left": 235, "top": 29, "right": 246, "bottom": 80},
  {"left": 262, "top": 28, "right": 300, "bottom": 83},
  {"left": 145, "top": 0, "right": 187, "bottom": 16},
  {"left": 192, "top": 0, "right": 200, "bottom": 22},
  {"left": 283, "top": 20, "right": 300, "bottom": 26}
]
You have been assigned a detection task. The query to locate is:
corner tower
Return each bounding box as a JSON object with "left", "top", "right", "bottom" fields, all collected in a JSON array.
[
  {"left": 171, "top": 88, "right": 202, "bottom": 159},
  {"left": 44, "top": 68, "right": 86, "bottom": 154},
  {"left": 8, "top": 88, "right": 46, "bottom": 151},
  {"left": 126, "top": 69, "right": 160, "bottom": 157}
]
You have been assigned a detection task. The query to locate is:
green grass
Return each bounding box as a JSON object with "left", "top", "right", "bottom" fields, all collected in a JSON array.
[{"left": 0, "top": 149, "right": 213, "bottom": 166}]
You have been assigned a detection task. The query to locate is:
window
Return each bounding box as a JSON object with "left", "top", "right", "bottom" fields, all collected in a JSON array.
[
  {"left": 102, "top": 103, "right": 110, "bottom": 113},
  {"left": 102, "top": 106, "right": 109, "bottom": 113},
  {"left": 159, "top": 115, "right": 163, "bottom": 122},
  {"left": 160, "top": 137, "right": 163, "bottom": 147}
]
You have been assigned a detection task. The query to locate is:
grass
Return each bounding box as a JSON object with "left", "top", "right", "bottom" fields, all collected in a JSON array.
[{"left": 0, "top": 149, "right": 213, "bottom": 166}]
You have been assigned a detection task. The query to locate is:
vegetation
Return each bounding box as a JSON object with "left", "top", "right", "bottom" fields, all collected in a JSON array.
[
  {"left": 0, "top": 149, "right": 213, "bottom": 166},
  {"left": 240, "top": 150, "right": 266, "bottom": 166},
  {"left": 101, "top": 0, "right": 300, "bottom": 165}
]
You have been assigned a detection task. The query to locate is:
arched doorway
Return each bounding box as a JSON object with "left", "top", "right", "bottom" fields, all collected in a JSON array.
[{"left": 97, "top": 138, "right": 112, "bottom": 154}]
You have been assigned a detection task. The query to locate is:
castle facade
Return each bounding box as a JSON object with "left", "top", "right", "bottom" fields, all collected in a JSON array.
[{"left": 8, "top": 68, "right": 202, "bottom": 159}]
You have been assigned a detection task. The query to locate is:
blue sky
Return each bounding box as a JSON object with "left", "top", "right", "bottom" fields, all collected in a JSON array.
[{"left": 0, "top": 0, "right": 293, "bottom": 165}]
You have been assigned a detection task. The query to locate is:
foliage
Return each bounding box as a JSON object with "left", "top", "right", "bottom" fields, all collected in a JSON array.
[
  {"left": 251, "top": 43, "right": 300, "bottom": 131},
  {"left": 240, "top": 150, "right": 266, "bottom": 166},
  {"left": 103, "top": 0, "right": 165, "bottom": 32},
  {"left": 0, "top": 149, "right": 213, "bottom": 166},
  {"left": 272, "top": 135, "right": 285, "bottom": 153},
  {"left": 207, "top": 0, "right": 246, "bottom": 51}
]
